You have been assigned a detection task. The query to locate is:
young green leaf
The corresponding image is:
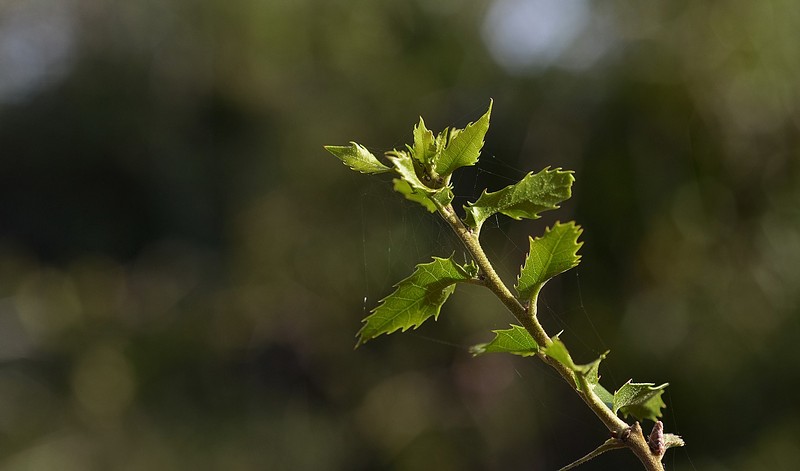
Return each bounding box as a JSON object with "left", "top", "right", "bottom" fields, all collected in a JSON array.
[
  {"left": 357, "top": 256, "right": 471, "bottom": 346},
  {"left": 412, "top": 118, "right": 437, "bottom": 165},
  {"left": 516, "top": 222, "right": 583, "bottom": 304},
  {"left": 464, "top": 167, "right": 574, "bottom": 232},
  {"left": 594, "top": 383, "right": 615, "bottom": 410},
  {"left": 613, "top": 381, "right": 668, "bottom": 421},
  {"left": 388, "top": 149, "right": 453, "bottom": 208},
  {"left": 433, "top": 100, "right": 492, "bottom": 177},
  {"left": 544, "top": 338, "right": 609, "bottom": 397},
  {"left": 543, "top": 337, "right": 578, "bottom": 370},
  {"left": 394, "top": 179, "right": 437, "bottom": 212},
  {"left": 386, "top": 149, "right": 428, "bottom": 190},
  {"left": 325, "top": 142, "right": 391, "bottom": 174},
  {"left": 470, "top": 324, "right": 539, "bottom": 357}
]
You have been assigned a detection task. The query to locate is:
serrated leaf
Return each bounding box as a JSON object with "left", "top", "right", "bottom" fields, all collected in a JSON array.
[
  {"left": 388, "top": 150, "right": 453, "bottom": 209},
  {"left": 470, "top": 324, "right": 539, "bottom": 357},
  {"left": 433, "top": 100, "right": 492, "bottom": 177},
  {"left": 594, "top": 383, "right": 615, "bottom": 410},
  {"left": 357, "top": 256, "right": 470, "bottom": 345},
  {"left": 613, "top": 381, "right": 668, "bottom": 421},
  {"left": 516, "top": 222, "right": 583, "bottom": 304},
  {"left": 387, "top": 149, "right": 428, "bottom": 190},
  {"left": 394, "top": 179, "right": 437, "bottom": 212},
  {"left": 325, "top": 142, "right": 391, "bottom": 174},
  {"left": 412, "top": 117, "right": 437, "bottom": 165},
  {"left": 429, "top": 186, "right": 454, "bottom": 209},
  {"left": 464, "top": 167, "right": 574, "bottom": 231},
  {"left": 543, "top": 338, "right": 578, "bottom": 370},
  {"left": 544, "top": 339, "right": 609, "bottom": 396}
]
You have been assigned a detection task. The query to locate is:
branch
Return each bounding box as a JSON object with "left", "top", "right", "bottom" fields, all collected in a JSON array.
[
  {"left": 557, "top": 438, "right": 625, "bottom": 471},
  {"left": 436, "top": 202, "right": 666, "bottom": 471}
]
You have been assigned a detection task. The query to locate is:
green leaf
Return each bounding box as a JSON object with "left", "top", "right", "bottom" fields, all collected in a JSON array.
[
  {"left": 546, "top": 338, "right": 667, "bottom": 421},
  {"left": 433, "top": 100, "right": 492, "bottom": 177},
  {"left": 594, "top": 384, "right": 615, "bottom": 410},
  {"left": 412, "top": 118, "right": 437, "bottom": 165},
  {"left": 357, "top": 256, "right": 471, "bottom": 345},
  {"left": 613, "top": 381, "right": 668, "bottom": 421},
  {"left": 516, "top": 222, "right": 583, "bottom": 304},
  {"left": 429, "top": 186, "right": 454, "bottom": 209},
  {"left": 387, "top": 149, "right": 428, "bottom": 190},
  {"left": 464, "top": 167, "right": 574, "bottom": 231},
  {"left": 325, "top": 142, "right": 391, "bottom": 174},
  {"left": 544, "top": 338, "right": 609, "bottom": 397},
  {"left": 394, "top": 179, "right": 437, "bottom": 212},
  {"left": 388, "top": 149, "right": 453, "bottom": 209},
  {"left": 543, "top": 338, "right": 578, "bottom": 370},
  {"left": 470, "top": 324, "right": 539, "bottom": 357}
]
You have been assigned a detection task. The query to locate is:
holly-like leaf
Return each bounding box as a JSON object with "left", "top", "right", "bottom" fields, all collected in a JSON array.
[
  {"left": 388, "top": 149, "right": 453, "bottom": 209},
  {"left": 613, "top": 381, "right": 668, "bottom": 421},
  {"left": 394, "top": 179, "right": 437, "bottom": 212},
  {"left": 387, "top": 149, "right": 429, "bottom": 190},
  {"left": 544, "top": 338, "right": 609, "bottom": 397},
  {"left": 412, "top": 118, "right": 437, "bottom": 165},
  {"left": 357, "top": 256, "right": 471, "bottom": 346},
  {"left": 464, "top": 168, "right": 574, "bottom": 232},
  {"left": 470, "top": 324, "right": 539, "bottom": 357},
  {"left": 516, "top": 222, "right": 583, "bottom": 304},
  {"left": 543, "top": 338, "right": 578, "bottom": 370},
  {"left": 433, "top": 101, "right": 492, "bottom": 177},
  {"left": 594, "top": 383, "right": 615, "bottom": 410},
  {"left": 325, "top": 142, "right": 391, "bottom": 174}
]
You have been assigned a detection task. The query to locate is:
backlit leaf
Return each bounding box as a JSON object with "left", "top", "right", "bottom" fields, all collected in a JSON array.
[
  {"left": 387, "top": 149, "right": 425, "bottom": 188},
  {"left": 324, "top": 142, "right": 391, "bottom": 174},
  {"left": 388, "top": 149, "right": 453, "bottom": 209},
  {"left": 544, "top": 338, "right": 608, "bottom": 396},
  {"left": 516, "top": 222, "right": 583, "bottom": 304},
  {"left": 394, "top": 179, "right": 437, "bottom": 212},
  {"left": 433, "top": 101, "right": 492, "bottom": 177},
  {"left": 613, "top": 381, "right": 668, "bottom": 421},
  {"left": 357, "top": 256, "right": 471, "bottom": 345},
  {"left": 464, "top": 168, "right": 574, "bottom": 232},
  {"left": 470, "top": 324, "right": 539, "bottom": 357},
  {"left": 412, "top": 117, "right": 437, "bottom": 165}
]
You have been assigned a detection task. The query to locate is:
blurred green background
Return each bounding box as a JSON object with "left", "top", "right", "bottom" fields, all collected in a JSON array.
[{"left": 1, "top": 0, "right": 799, "bottom": 469}]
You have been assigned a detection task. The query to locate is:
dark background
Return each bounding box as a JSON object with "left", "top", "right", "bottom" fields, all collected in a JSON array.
[{"left": 1, "top": 0, "right": 799, "bottom": 469}]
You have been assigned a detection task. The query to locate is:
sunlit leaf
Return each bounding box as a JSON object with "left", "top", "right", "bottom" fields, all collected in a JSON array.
[
  {"left": 324, "top": 142, "right": 391, "bottom": 174},
  {"left": 464, "top": 167, "right": 574, "bottom": 231},
  {"left": 412, "top": 117, "right": 437, "bottom": 165},
  {"left": 388, "top": 149, "right": 453, "bottom": 209},
  {"left": 470, "top": 324, "right": 539, "bottom": 357},
  {"left": 543, "top": 338, "right": 578, "bottom": 370},
  {"left": 544, "top": 339, "right": 609, "bottom": 397},
  {"left": 394, "top": 179, "right": 437, "bottom": 212},
  {"left": 433, "top": 100, "right": 492, "bottom": 177},
  {"left": 357, "top": 256, "right": 471, "bottom": 345},
  {"left": 516, "top": 222, "right": 583, "bottom": 304},
  {"left": 594, "top": 383, "right": 615, "bottom": 410},
  {"left": 613, "top": 381, "right": 668, "bottom": 421}
]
